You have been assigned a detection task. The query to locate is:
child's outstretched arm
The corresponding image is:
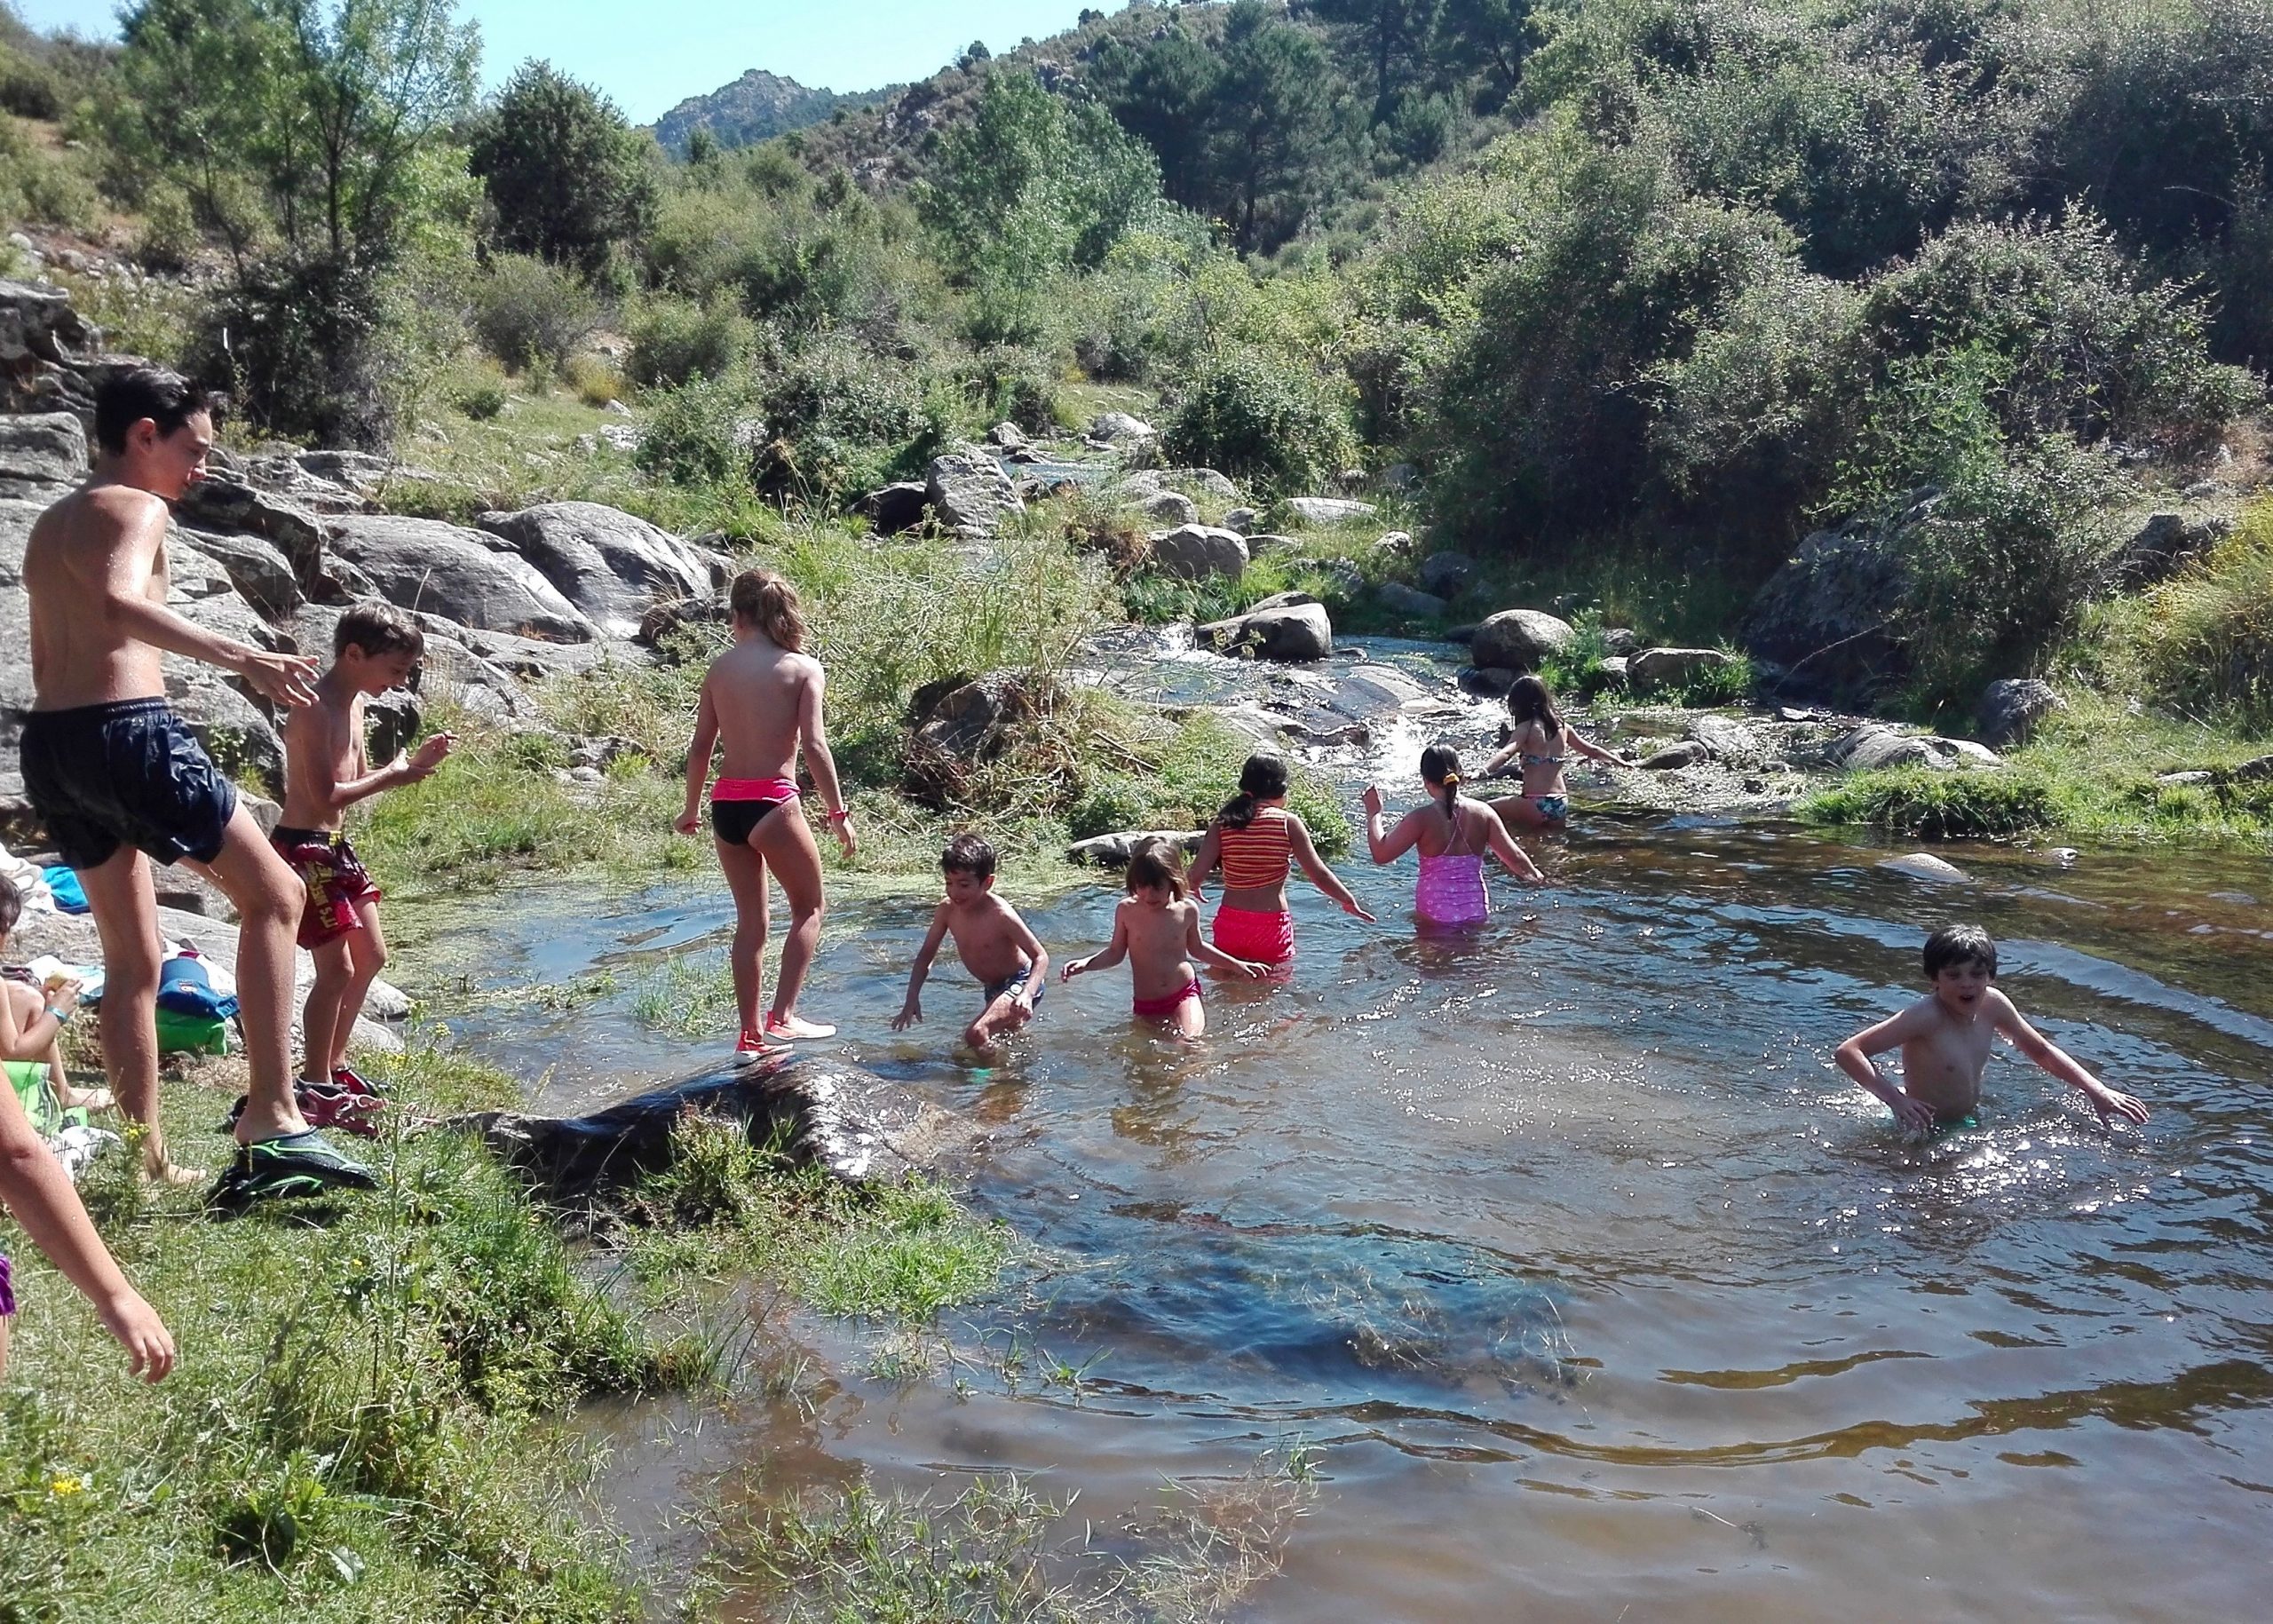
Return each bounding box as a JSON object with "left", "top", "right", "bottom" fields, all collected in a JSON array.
[
  {"left": 1361, "top": 786, "right": 1420, "bottom": 864},
  {"left": 1834, "top": 1007, "right": 1939, "bottom": 1133},
  {"left": 1185, "top": 903, "right": 1266, "bottom": 978},
  {"left": 676, "top": 680, "right": 719, "bottom": 835},
  {"left": 892, "top": 905, "right": 951, "bottom": 1030},
  {"left": 1288, "top": 817, "right": 1374, "bottom": 921},
  {"left": 1481, "top": 807, "right": 1546, "bottom": 883},
  {"left": 1567, "top": 730, "right": 1628, "bottom": 768},
  {"left": 1482, "top": 736, "right": 1524, "bottom": 778},
  {"left": 1062, "top": 906, "right": 1130, "bottom": 978},
  {"left": 1990, "top": 991, "right": 2149, "bottom": 1125},
  {"left": 0, "top": 1088, "right": 174, "bottom": 1382},
  {"left": 797, "top": 663, "right": 857, "bottom": 860}
]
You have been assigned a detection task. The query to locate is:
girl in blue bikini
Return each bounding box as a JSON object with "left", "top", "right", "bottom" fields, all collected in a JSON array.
[{"left": 1483, "top": 676, "right": 1629, "bottom": 832}]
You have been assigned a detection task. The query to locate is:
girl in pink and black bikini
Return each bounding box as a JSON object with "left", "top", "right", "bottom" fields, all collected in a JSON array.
[
  {"left": 677, "top": 568, "right": 858, "bottom": 1059},
  {"left": 1062, "top": 839, "right": 1267, "bottom": 1037},
  {"left": 1363, "top": 744, "right": 1545, "bottom": 927},
  {"left": 1186, "top": 753, "right": 1373, "bottom": 973}
]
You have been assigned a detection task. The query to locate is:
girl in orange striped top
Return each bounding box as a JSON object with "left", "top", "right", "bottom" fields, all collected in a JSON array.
[{"left": 1186, "top": 754, "right": 1374, "bottom": 971}]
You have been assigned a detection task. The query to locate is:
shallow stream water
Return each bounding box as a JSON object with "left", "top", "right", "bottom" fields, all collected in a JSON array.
[{"left": 409, "top": 645, "right": 2273, "bottom": 1621}]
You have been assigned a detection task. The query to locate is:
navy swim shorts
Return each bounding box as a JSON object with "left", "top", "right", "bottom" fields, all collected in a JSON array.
[{"left": 19, "top": 698, "right": 239, "bottom": 872}]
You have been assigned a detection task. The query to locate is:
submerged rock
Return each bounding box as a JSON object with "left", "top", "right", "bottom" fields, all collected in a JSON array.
[{"left": 1877, "top": 852, "right": 1969, "bottom": 883}]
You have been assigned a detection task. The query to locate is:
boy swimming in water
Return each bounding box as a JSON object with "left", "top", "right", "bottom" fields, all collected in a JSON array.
[
  {"left": 1834, "top": 923, "right": 2150, "bottom": 1134},
  {"left": 891, "top": 834, "right": 1049, "bottom": 1054}
]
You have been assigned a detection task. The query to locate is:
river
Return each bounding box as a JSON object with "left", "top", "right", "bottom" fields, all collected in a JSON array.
[{"left": 406, "top": 641, "right": 2273, "bottom": 1621}]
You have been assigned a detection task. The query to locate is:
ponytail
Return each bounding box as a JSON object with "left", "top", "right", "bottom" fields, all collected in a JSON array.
[
  {"left": 1419, "top": 743, "right": 1464, "bottom": 822},
  {"left": 1218, "top": 753, "right": 1287, "bottom": 831},
  {"left": 728, "top": 567, "right": 806, "bottom": 652}
]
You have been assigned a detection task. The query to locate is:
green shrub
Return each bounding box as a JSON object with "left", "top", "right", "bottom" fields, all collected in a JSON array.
[
  {"left": 471, "top": 253, "right": 599, "bottom": 376},
  {"left": 566, "top": 352, "right": 625, "bottom": 407},
  {"left": 2087, "top": 498, "right": 2273, "bottom": 732},
  {"left": 1802, "top": 765, "right": 2057, "bottom": 839},
  {"left": 455, "top": 377, "right": 507, "bottom": 419},
  {"left": 634, "top": 369, "right": 761, "bottom": 488},
  {"left": 1162, "top": 349, "right": 1355, "bottom": 499},
  {"left": 751, "top": 332, "right": 954, "bottom": 499},
  {"left": 627, "top": 293, "right": 754, "bottom": 388}
]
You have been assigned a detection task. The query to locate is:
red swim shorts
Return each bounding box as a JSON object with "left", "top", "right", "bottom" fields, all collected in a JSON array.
[
  {"left": 272, "top": 826, "right": 383, "bottom": 948},
  {"left": 1213, "top": 903, "right": 1295, "bottom": 967}
]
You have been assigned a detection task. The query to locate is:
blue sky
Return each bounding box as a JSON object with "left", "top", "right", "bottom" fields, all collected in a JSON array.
[{"left": 20, "top": 1, "right": 1120, "bottom": 122}]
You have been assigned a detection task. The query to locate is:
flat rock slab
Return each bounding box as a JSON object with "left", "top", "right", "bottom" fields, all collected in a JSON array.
[
  {"left": 470, "top": 1055, "right": 973, "bottom": 1192},
  {"left": 1877, "top": 852, "right": 1969, "bottom": 883}
]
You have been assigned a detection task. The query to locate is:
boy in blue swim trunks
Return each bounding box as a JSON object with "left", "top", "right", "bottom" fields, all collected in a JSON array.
[
  {"left": 18, "top": 367, "right": 372, "bottom": 1204},
  {"left": 892, "top": 834, "right": 1049, "bottom": 1055},
  {"left": 1835, "top": 924, "right": 2149, "bottom": 1134}
]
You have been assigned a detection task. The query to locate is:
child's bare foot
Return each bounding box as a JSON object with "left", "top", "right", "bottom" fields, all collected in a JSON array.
[
  {"left": 142, "top": 1154, "right": 207, "bottom": 1187},
  {"left": 61, "top": 1084, "right": 115, "bottom": 1112},
  {"left": 762, "top": 1011, "right": 836, "bottom": 1041}
]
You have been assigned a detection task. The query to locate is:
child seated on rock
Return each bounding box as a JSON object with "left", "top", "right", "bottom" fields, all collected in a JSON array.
[
  {"left": 1, "top": 884, "right": 109, "bottom": 1120},
  {"left": 1835, "top": 923, "right": 2150, "bottom": 1134},
  {"left": 271, "top": 602, "right": 454, "bottom": 1129},
  {"left": 0, "top": 873, "right": 174, "bottom": 1384},
  {"left": 1062, "top": 838, "right": 1266, "bottom": 1037},
  {"left": 892, "top": 834, "right": 1050, "bottom": 1055}
]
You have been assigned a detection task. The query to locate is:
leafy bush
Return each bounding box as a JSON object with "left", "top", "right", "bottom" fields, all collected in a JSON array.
[
  {"left": 750, "top": 332, "right": 954, "bottom": 498},
  {"left": 1162, "top": 349, "right": 1355, "bottom": 498},
  {"left": 455, "top": 376, "right": 507, "bottom": 419},
  {"left": 627, "top": 294, "right": 754, "bottom": 388},
  {"left": 565, "top": 352, "right": 625, "bottom": 407},
  {"left": 633, "top": 369, "right": 762, "bottom": 487},
  {"left": 471, "top": 253, "right": 599, "bottom": 375}
]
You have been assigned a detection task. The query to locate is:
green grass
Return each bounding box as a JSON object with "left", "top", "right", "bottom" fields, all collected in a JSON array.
[
  {"left": 694, "top": 1444, "right": 1319, "bottom": 1623},
  {"left": 625, "top": 1113, "right": 1012, "bottom": 1324},
  {"left": 0, "top": 1045, "right": 704, "bottom": 1623},
  {"left": 1069, "top": 711, "right": 1353, "bottom": 853},
  {"left": 1802, "top": 691, "right": 2273, "bottom": 844}
]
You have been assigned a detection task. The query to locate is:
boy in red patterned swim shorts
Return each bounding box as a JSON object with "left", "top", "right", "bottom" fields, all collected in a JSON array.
[{"left": 272, "top": 603, "right": 454, "bottom": 1128}]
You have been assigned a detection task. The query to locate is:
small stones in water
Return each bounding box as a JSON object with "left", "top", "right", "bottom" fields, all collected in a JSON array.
[{"left": 1876, "top": 852, "right": 1969, "bottom": 883}]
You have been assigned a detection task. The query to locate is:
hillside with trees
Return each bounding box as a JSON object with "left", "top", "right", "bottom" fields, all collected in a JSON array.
[{"left": 2, "top": 0, "right": 2270, "bottom": 737}]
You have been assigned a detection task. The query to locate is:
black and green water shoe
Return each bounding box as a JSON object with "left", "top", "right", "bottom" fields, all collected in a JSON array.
[{"left": 207, "top": 1129, "right": 378, "bottom": 1212}]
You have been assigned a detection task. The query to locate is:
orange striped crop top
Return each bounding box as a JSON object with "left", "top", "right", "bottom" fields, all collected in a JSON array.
[{"left": 1219, "top": 808, "right": 1293, "bottom": 888}]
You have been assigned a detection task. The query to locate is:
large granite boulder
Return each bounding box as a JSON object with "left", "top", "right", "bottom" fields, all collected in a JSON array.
[
  {"left": 1088, "top": 412, "right": 1157, "bottom": 446},
  {"left": 1286, "top": 495, "right": 1377, "bottom": 526},
  {"left": 475, "top": 501, "right": 712, "bottom": 640},
  {"left": 1375, "top": 582, "right": 1447, "bottom": 618},
  {"left": 926, "top": 450, "right": 1024, "bottom": 539},
  {"left": 175, "top": 476, "right": 327, "bottom": 590},
  {"left": 1148, "top": 524, "right": 1247, "bottom": 581},
  {"left": 2112, "top": 511, "right": 2232, "bottom": 590},
  {"left": 178, "top": 527, "right": 300, "bottom": 619},
  {"left": 1197, "top": 598, "right": 1332, "bottom": 662},
  {"left": 164, "top": 669, "right": 285, "bottom": 797},
  {"left": 1978, "top": 678, "right": 2064, "bottom": 749},
  {"left": 1472, "top": 608, "right": 1576, "bottom": 672},
  {"left": 0, "top": 411, "right": 85, "bottom": 501},
  {"left": 1417, "top": 551, "right": 1475, "bottom": 598},
  {"left": 328, "top": 514, "right": 595, "bottom": 642},
  {"left": 1129, "top": 489, "right": 1199, "bottom": 527},
  {"left": 853, "top": 481, "right": 930, "bottom": 535},
  {"left": 1628, "top": 646, "right": 1739, "bottom": 693},
  {"left": 1745, "top": 523, "right": 1911, "bottom": 707}
]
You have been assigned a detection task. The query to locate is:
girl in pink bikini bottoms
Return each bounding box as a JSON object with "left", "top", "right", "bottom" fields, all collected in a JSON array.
[
  {"left": 1363, "top": 744, "right": 1546, "bottom": 927},
  {"left": 1185, "top": 754, "right": 1374, "bottom": 974},
  {"left": 677, "top": 569, "right": 858, "bottom": 1060},
  {"left": 1062, "top": 839, "right": 1268, "bottom": 1037}
]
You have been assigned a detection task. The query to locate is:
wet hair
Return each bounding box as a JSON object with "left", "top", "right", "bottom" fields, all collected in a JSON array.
[
  {"left": 728, "top": 567, "right": 806, "bottom": 651},
  {"left": 1125, "top": 836, "right": 1187, "bottom": 899},
  {"left": 334, "top": 600, "right": 424, "bottom": 661},
  {"left": 1506, "top": 675, "right": 1564, "bottom": 741},
  {"left": 0, "top": 873, "right": 18, "bottom": 942},
  {"left": 1419, "top": 742, "right": 1464, "bottom": 821},
  {"left": 94, "top": 365, "right": 217, "bottom": 456},
  {"left": 942, "top": 832, "right": 996, "bottom": 881},
  {"left": 1217, "top": 753, "right": 1288, "bottom": 831},
  {"left": 1923, "top": 923, "right": 1998, "bottom": 979}
]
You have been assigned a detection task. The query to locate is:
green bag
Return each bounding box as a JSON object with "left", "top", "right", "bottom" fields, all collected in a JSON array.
[{"left": 154, "top": 1007, "right": 229, "bottom": 1057}]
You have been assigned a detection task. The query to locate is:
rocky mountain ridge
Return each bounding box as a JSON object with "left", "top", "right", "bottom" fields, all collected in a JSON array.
[{"left": 650, "top": 67, "right": 884, "bottom": 157}]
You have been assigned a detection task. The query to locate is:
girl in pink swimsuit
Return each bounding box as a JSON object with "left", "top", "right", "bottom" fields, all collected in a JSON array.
[
  {"left": 1363, "top": 745, "right": 1545, "bottom": 926},
  {"left": 1062, "top": 839, "right": 1267, "bottom": 1036}
]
